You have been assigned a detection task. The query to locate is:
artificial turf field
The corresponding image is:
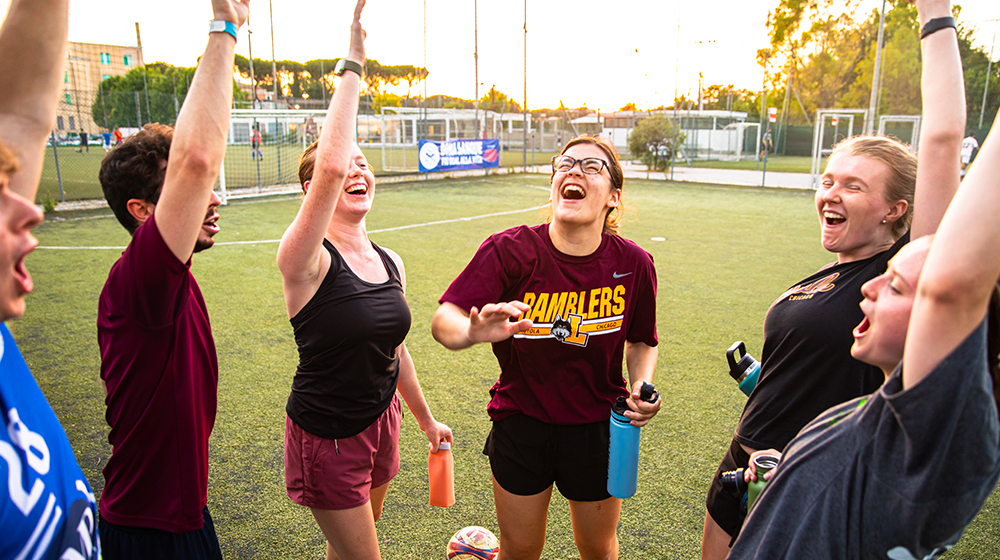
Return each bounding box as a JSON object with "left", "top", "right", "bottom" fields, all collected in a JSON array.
[{"left": 16, "top": 174, "right": 999, "bottom": 559}]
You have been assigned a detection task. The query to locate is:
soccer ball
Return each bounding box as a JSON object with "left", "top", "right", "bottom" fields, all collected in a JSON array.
[{"left": 446, "top": 526, "right": 499, "bottom": 560}]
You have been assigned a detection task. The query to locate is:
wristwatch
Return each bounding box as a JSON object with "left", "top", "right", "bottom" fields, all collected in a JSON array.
[{"left": 334, "top": 58, "right": 364, "bottom": 78}]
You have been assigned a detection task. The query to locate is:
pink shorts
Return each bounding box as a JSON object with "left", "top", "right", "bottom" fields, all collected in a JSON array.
[{"left": 284, "top": 395, "right": 402, "bottom": 510}]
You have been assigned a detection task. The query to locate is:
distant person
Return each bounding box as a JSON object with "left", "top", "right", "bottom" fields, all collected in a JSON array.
[
  {"left": 432, "top": 134, "right": 661, "bottom": 560},
  {"left": 102, "top": 130, "right": 113, "bottom": 152},
  {"left": 304, "top": 115, "right": 317, "bottom": 144},
  {"left": 961, "top": 132, "right": 979, "bottom": 177},
  {"left": 95, "top": 0, "right": 248, "bottom": 558},
  {"left": 758, "top": 127, "right": 773, "bottom": 160},
  {"left": 699, "top": 0, "right": 963, "bottom": 554},
  {"left": 251, "top": 122, "right": 263, "bottom": 160},
  {"left": 0, "top": 0, "right": 100, "bottom": 558},
  {"left": 113, "top": 127, "right": 123, "bottom": 146},
  {"left": 276, "top": 3, "right": 452, "bottom": 558},
  {"left": 77, "top": 129, "right": 89, "bottom": 153}
]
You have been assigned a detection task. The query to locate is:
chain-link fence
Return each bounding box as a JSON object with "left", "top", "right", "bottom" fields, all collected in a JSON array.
[{"left": 40, "top": 89, "right": 191, "bottom": 205}]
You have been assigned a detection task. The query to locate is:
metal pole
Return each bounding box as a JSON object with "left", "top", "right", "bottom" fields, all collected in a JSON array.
[
  {"left": 522, "top": 0, "right": 527, "bottom": 169},
  {"left": 269, "top": 0, "right": 279, "bottom": 108},
  {"left": 866, "top": 0, "right": 887, "bottom": 135},
  {"left": 980, "top": 20, "right": 998, "bottom": 129},
  {"left": 474, "top": 0, "right": 479, "bottom": 139},
  {"left": 137, "top": 23, "right": 150, "bottom": 123},
  {"left": 671, "top": 4, "right": 679, "bottom": 181},
  {"left": 757, "top": 53, "right": 768, "bottom": 171},
  {"left": 320, "top": 59, "right": 327, "bottom": 106},
  {"left": 248, "top": 15, "right": 256, "bottom": 109},
  {"left": 50, "top": 131, "right": 65, "bottom": 202}
]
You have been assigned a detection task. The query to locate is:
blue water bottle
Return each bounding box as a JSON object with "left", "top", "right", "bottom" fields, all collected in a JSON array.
[
  {"left": 727, "top": 341, "right": 761, "bottom": 397},
  {"left": 608, "top": 382, "right": 658, "bottom": 499}
]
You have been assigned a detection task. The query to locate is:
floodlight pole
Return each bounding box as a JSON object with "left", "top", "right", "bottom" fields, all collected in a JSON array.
[
  {"left": 136, "top": 23, "right": 151, "bottom": 124},
  {"left": 980, "top": 19, "right": 999, "bottom": 129},
  {"left": 269, "top": 0, "right": 279, "bottom": 106},
  {"left": 670, "top": 4, "right": 679, "bottom": 181},
  {"left": 522, "top": 0, "right": 527, "bottom": 169},
  {"left": 248, "top": 15, "right": 257, "bottom": 109},
  {"left": 866, "top": 0, "right": 887, "bottom": 135},
  {"left": 474, "top": 0, "right": 480, "bottom": 139}
]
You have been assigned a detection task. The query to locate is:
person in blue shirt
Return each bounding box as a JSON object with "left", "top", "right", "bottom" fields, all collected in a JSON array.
[{"left": 0, "top": 0, "right": 101, "bottom": 558}]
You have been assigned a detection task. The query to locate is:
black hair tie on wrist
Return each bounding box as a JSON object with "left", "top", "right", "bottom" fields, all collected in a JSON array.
[{"left": 921, "top": 16, "right": 957, "bottom": 40}]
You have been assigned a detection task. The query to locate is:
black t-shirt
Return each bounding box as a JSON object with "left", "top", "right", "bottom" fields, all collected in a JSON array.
[
  {"left": 286, "top": 240, "right": 411, "bottom": 439},
  {"left": 736, "top": 233, "right": 909, "bottom": 451}
]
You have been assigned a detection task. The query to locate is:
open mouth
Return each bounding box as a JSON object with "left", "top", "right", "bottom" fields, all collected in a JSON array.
[
  {"left": 346, "top": 183, "right": 368, "bottom": 195},
  {"left": 14, "top": 254, "right": 33, "bottom": 294},
  {"left": 202, "top": 214, "right": 220, "bottom": 235},
  {"left": 823, "top": 211, "right": 846, "bottom": 226},
  {"left": 854, "top": 316, "right": 870, "bottom": 338},
  {"left": 562, "top": 185, "right": 585, "bottom": 200}
]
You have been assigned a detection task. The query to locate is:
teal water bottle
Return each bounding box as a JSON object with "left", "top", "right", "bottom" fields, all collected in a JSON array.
[
  {"left": 746, "top": 454, "right": 779, "bottom": 512},
  {"left": 607, "top": 382, "right": 658, "bottom": 499},
  {"left": 727, "top": 341, "right": 761, "bottom": 397}
]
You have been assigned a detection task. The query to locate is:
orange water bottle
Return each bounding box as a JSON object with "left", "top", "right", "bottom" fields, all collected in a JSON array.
[{"left": 429, "top": 441, "right": 455, "bottom": 507}]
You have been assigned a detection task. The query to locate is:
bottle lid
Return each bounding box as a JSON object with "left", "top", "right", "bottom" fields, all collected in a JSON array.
[
  {"left": 436, "top": 441, "right": 451, "bottom": 450},
  {"left": 611, "top": 396, "right": 630, "bottom": 416}
]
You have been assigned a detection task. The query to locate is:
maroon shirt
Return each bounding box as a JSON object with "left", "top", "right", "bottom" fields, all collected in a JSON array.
[
  {"left": 97, "top": 213, "right": 218, "bottom": 532},
  {"left": 441, "top": 224, "right": 658, "bottom": 425}
]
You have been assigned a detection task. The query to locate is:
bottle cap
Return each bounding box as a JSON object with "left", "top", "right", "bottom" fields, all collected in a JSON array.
[
  {"left": 436, "top": 441, "right": 451, "bottom": 450},
  {"left": 611, "top": 396, "right": 630, "bottom": 417}
]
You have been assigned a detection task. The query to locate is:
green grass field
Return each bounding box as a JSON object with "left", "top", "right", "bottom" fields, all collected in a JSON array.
[
  {"left": 15, "top": 174, "right": 999, "bottom": 559},
  {"left": 37, "top": 143, "right": 560, "bottom": 204}
]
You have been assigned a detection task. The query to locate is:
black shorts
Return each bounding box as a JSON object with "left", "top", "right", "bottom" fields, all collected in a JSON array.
[
  {"left": 484, "top": 413, "right": 611, "bottom": 502},
  {"left": 705, "top": 437, "right": 752, "bottom": 540},
  {"left": 99, "top": 507, "right": 223, "bottom": 560}
]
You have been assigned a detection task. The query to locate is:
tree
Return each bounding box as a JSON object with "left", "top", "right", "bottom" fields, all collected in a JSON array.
[
  {"left": 91, "top": 63, "right": 246, "bottom": 128},
  {"left": 477, "top": 85, "right": 521, "bottom": 113},
  {"left": 627, "top": 114, "right": 685, "bottom": 172}
]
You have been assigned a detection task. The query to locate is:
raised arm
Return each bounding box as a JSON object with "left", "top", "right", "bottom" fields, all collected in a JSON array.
[
  {"left": 276, "top": 0, "right": 365, "bottom": 309},
  {"left": 0, "top": 0, "right": 69, "bottom": 200},
  {"left": 909, "top": 0, "right": 964, "bottom": 238},
  {"left": 155, "top": 0, "right": 249, "bottom": 262},
  {"left": 902, "top": 89, "right": 1000, "bottom": 389}
]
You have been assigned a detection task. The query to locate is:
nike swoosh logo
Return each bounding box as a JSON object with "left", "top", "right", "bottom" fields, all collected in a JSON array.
[{"left": 613, "top": 271, "right": 633, "bottom": 279}]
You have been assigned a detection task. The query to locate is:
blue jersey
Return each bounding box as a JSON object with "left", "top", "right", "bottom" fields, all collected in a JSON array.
[{"left": 0, "top": 324, "right": 100, "bottom": 560}]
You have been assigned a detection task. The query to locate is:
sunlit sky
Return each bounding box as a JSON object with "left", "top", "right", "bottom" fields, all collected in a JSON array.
[{"left": 3, "top": 0, "right": 998, "bottom": 110}]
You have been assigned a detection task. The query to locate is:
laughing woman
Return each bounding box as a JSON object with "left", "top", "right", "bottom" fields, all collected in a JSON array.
[
  {"left": 432, "top": 135, "right": 661, "bottom": 560},
  {"left": 276, "top": 2, "right": 451, "bottom": 559}
]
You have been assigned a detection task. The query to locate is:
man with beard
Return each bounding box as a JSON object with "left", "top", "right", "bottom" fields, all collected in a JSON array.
[{"left": 95, "top": 0, "right": 248, "bottom": 557}]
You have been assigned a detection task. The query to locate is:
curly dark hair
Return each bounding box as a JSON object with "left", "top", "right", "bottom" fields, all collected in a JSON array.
[{"left": 99, "top": 123, "right": 173, "bottom": 234}]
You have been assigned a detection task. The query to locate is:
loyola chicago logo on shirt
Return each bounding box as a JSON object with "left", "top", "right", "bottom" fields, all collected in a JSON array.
[
  {"left": 513, "top": 286, "right": 626, "bottom": 347},
  {"left": 779, "top": 272, "right": 839, "bottom": 302}
]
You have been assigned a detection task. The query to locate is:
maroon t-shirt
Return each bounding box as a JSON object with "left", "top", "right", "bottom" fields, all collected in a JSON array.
[
  {"left": 440, "top": 224, "right": 658, "bottom": 425},
  {"left": 97, "top": 213, "right": 218, "bottom": 532}
]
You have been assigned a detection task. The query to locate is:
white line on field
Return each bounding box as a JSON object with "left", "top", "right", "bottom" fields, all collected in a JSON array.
[{"left": 36, "top": 203, "right": 550, "bottom": 250}]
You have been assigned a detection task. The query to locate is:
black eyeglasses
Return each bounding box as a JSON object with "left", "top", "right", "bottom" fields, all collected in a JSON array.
[{"left": 551, "top": 155, "right": 609, "bottom": 175}]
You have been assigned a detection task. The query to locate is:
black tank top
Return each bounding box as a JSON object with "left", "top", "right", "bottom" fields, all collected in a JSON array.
[{"left": 286, "top": 239, "right": 411, "bottom": 439}]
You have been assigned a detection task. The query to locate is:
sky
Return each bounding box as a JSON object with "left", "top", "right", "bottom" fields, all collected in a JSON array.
[{"left": 4, "top": 0, "right": 999, "bottom": 111}]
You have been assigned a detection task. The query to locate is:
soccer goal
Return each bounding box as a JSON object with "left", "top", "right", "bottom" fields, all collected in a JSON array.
[
  {"left": 878, "top": 115, "right": 921, "bottom": 153},
  {"left": 810, "top": 109, "right": 869, "bottom": 189},
  {"left": 220, "top": 109, "right": 322, "bottom": 199}
]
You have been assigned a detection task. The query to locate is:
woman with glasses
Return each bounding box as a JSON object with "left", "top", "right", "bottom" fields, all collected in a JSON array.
[{"left": 432, "top": 135, "right": 661, "bottom": 560}]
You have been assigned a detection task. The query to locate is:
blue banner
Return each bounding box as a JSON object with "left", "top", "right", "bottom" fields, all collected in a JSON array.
[{"left": 418, "top": 139, "right": 500, "bottom": 172}]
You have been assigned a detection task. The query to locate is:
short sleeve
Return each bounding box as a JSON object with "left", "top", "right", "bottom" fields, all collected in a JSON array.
[
  {"left": 106, "top": 213, "right": 192, "bottom": 329},
  {"left": 625, "top": 249, "right": 658, "bottom": 347}
]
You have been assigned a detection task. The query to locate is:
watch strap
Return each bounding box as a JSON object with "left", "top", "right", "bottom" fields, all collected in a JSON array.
[
  {"left": 920, "top": 16, "right": 956, "bottom": 40},
  {"left": 334, "top": 58, "right": 364, "bottom": 77},
  {"left": 209, "top": 20, "right": 238, "bottom": 42}
]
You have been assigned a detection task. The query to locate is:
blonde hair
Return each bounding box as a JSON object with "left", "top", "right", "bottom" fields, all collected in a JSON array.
[{"left": 831, "top": 136, "right": 916, "bottom": 240}]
